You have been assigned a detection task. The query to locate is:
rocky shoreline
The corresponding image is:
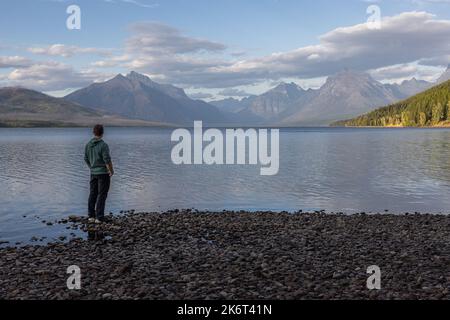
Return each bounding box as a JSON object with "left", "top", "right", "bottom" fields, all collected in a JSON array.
[{"left": 0, "top": 210, "right": 449, "bottom": 300}]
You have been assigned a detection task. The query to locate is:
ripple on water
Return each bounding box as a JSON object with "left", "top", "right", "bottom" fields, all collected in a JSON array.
[{"left": 2, "top": 127, "right": 450, "bottom": 243}]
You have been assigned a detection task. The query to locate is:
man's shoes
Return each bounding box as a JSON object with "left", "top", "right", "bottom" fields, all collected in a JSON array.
[{"left": 88, "top": 216, "right": 110, "bottom": 224}]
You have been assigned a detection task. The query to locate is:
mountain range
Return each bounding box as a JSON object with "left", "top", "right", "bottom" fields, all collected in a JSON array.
[
  {"left": 65, "top": 71, "right": 226, "bottom": 125},
  {"left": 211, "top": 68, "right": 450, "bottom": 126},
  {"left": 333, "top": 79, "right": 450, "bottom": 127},
  {"left": 0, "top": 87, "right": 161, "bottom": 127},
  {"left": 1, "top": 66, "right": 449, "bottom": 127}
]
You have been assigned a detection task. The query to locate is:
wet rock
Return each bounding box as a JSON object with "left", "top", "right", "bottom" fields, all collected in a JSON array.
[
  {"left": 0, "top": 211, "right": 449, "bottom": 300},
  {"left": 68, "top": 215, "right": 84, "bottom": 223}
]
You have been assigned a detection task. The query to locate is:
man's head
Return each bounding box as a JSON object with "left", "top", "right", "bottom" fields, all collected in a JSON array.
[{"left": 93, "top": 124, "right": 104, "bottom": 138}]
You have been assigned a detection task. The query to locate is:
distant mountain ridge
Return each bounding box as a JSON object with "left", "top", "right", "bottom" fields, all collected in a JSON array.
[
  {"left": 240, "top": 82, "right": 307, "bottom": 120},
  {"left": 65, "top": 72, "right": 226, "bottom": 125},
  {"left": 211, "top": 81, "right": 317, "bottom": 124},
  {"left": 281, "top": 71, "right": 400, "bottom": 125},
  {"left": 211, "top": 68, "right": 447, "bottom": 126},
  {"left": 385, "top": 78, "right": 432, "bottom": 99},
  {"left": 332, "top": 80, "right": 450, "bottom": 127},
  {"left": 0, "top": 87, "right": 160, "bottom": 127},
  {"left": 2, "top": 67, "right": 448, "bottom": 128}
]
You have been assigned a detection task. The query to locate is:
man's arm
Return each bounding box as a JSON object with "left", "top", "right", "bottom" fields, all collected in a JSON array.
[
  {"left": 106, "top": 162, "right": 114, "bottom": 177},
  {"left": 102, "top": 144, "right": 114, "bottom": 177},
  {"left": 84, "top": 145, "right": 91, "bottom": 168}
]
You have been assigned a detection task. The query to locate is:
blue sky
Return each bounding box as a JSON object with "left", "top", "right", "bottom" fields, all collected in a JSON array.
[{"left": 1, "top": 0, "right": 450, "bottom": 98}]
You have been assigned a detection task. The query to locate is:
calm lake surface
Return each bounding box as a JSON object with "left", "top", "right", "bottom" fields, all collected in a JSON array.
[{"left": 2, "top": 127, "right": 450, "bottom": 244}]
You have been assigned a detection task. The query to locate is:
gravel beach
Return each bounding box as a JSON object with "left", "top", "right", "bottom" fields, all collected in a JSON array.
[{"left": 0, "top": 210, "right": 449, "bottom": 300}]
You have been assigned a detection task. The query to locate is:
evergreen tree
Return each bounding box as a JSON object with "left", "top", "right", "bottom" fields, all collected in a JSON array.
[{"left": 332, "top": 80, "right": 450, "bottom": 127}]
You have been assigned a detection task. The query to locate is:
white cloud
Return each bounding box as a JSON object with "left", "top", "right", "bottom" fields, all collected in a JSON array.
[
  {"left": 0, "top": 56, "right": 33, "bottom": 68},
  {"left": 187, "top": 92, "right": 214, "bottom": 100},
  {"left": 126, "top": 22, "right": 226, "bottom": 55},
  {"left": 369, "top": 63, "right": 442, "bottom": 82},
  {"left": 7, "top": 10, "right": 450, "bottom": 92},
  {"left": 419, "top": 55, "right": 450, "bottom": 66},
  {"left": 218, "top": 88, "right": 251, "bottom": 97},
  {"left": 93, "top": 22, "right": 232, "bottom": 85},
  {"left": 91, "top": 55, "right": 131, "bottom": 68},
  {"left": 370, "top": 63, "right": 421, "bottom": 80},
  {"left": 201, "top": 11, "right": 450, "bottom": 87},
  {"left": 102, "top": 11, "right": 450, "bottom": 88},
  {"left": 28, "top": 44, "right": 112, "bottom": 58},
  {"left": 3, "top": 61, "right": 112, "bottom": 91}
]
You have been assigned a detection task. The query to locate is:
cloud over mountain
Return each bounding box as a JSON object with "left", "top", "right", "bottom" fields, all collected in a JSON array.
[
  {"left": 3, "top": 61, "right": 111, "bottom": 91},
  {"left": 3, "top": 10, "right": 450, "bottom": 93},
  {"left": 28, "top": 44, "right": 113, "bottom": 58},
  {"left": 0, "top": 56, "right": 32, "bottom": 68},
  {"left": 90, "top": 11, "right": 450, "bottom": 89},
  {"left": 126, "top": 22, "right": 226, "bottom": 55},
  {"left": 193, "top": 11, "right": 450, "bottom": 87}
]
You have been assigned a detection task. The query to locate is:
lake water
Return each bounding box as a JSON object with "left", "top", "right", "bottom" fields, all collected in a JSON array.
[{"left": 2, "top": 127, "right": 450, "bottom": 244}]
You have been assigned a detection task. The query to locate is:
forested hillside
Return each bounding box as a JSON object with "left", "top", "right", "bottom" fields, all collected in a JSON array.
[{"left": 333, "top": 80, "right": 450, "bottom": 127}]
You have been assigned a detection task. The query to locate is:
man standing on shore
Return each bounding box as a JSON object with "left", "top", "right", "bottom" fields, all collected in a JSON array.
[{"left": 84, "top": 124, "right": 114, "bottom": 223}]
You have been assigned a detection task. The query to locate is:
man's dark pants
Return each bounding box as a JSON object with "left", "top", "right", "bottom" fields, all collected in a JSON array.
[{"left": 88, "top": 174, "right": 111, "bottom": 220}]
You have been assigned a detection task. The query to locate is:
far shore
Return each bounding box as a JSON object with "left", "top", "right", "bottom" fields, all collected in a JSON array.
[
  {"left": 332, "top": 125, "right": 450, "bottom": 129},
  {"left": 4, "top": 122, "right": 450, "bottom": 129},
  {"left": 0, "top": 210, "right": 449, "bottom": 300}
]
